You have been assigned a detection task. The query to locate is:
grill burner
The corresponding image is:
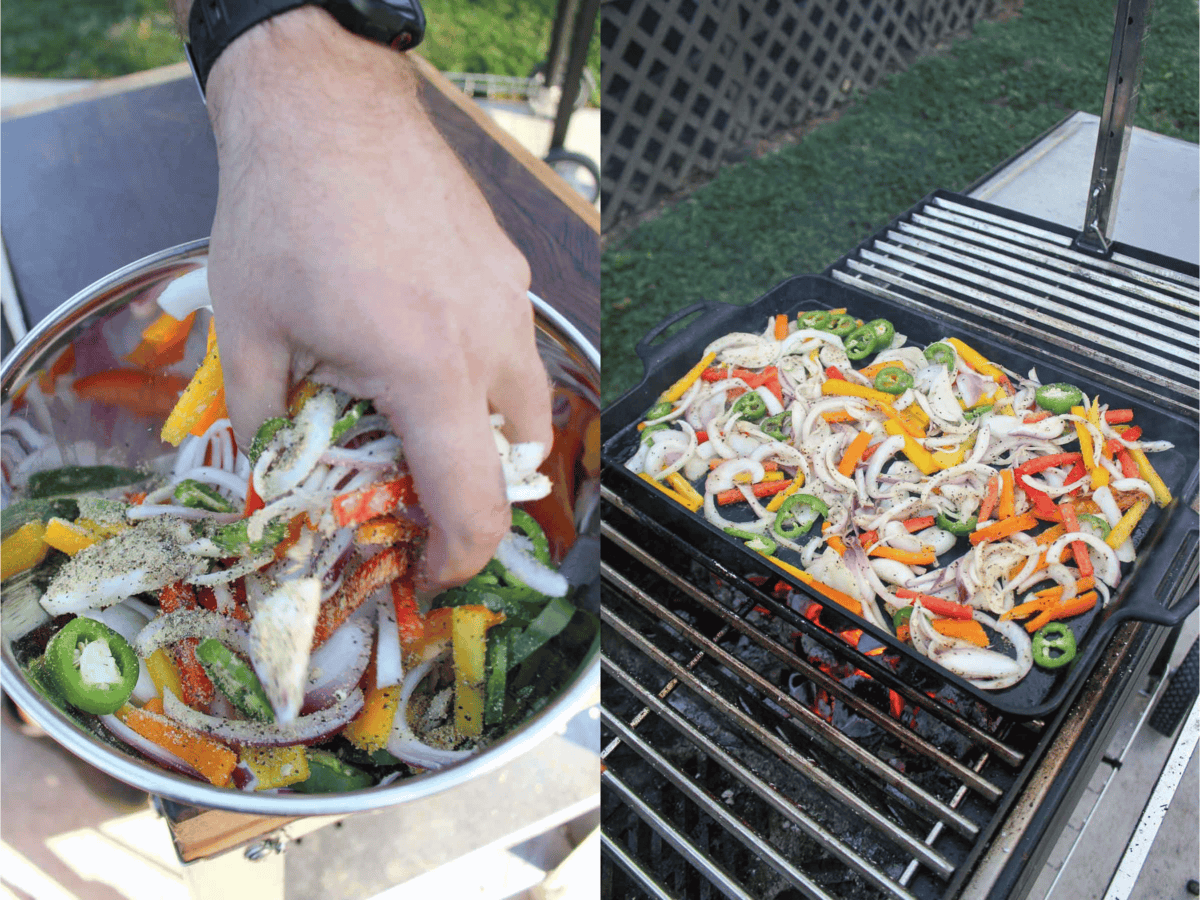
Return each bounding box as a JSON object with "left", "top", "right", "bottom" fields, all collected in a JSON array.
[{"left": 601, "top": 193, "right": 1198, "bottom": 899}]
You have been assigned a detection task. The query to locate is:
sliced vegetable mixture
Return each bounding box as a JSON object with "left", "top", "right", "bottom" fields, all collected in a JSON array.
[
  {"left": 2, "top": 308, "right": 596, "bottom": 792},
  {"left": 625, "top": 307, "right": 1173, "bottom": 689}
]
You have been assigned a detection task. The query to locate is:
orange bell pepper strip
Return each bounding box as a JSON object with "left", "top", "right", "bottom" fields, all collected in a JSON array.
[
  {"left": 931, "top": 618, "right": 990, "bottom": 647},
  {"left": 1057, "top": 502, "right": 1093, "bottom": 578},
  {"left": 969, "top": 513, "right": 1038, "bottom": 545},
  {"left": 774, "top": 314, "right": 788, "bottom": 340},
  {"left": 826, "top": 534, "right": 846, "bottom": 556},
  {"left": 331, "top": 477, "right": 419, "bottom": 528},
  {"left": 38, "top": 344, "right": 76, "bottom": 394},
  {"left": 125, "top": 310, "right": 197, "bottom": 370},
  {"left": 188, "top": 386, "right": 229, "bottom": 438},
  {"left": 390, "top": 578, "right": 426, "bottom": 649},
  {"left": 978, "top": 475, "right": 1000, "bottom": 522},
  {"left": 765, "top": 557, "right": 863, "bottom": 616},
  {"left": 997, "top": 469, "right": 1015, "bottom": 519},
  {"left": 116, "top": 701, "right": 237, "bottom": 787},
  {"left": 838, "top": 431, "right": 873, "bottom": 478},
  {"left": 715, "top": 479, "right": 794, "bottom": 506},
  {"left": 74, "top": 369, "right": 190, "bottom": 422},
  {"left": 1024, "top": 590, "right": 1099, "bottom": 632},
  {"left": 161, "top": 340, "right": 224, "bottom": 445},
  {"left": 1001, "top": 577, "right": 1097, "bottom": 622},
  {"left": 868, "top": 545, "right": 938, "bottom": 566}
]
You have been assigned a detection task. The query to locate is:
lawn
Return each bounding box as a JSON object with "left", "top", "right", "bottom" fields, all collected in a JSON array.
[
  {"left": 0, "top": 0, "right": 600, "bottom": 99},
  {"left": 601, "top": 0, "right": 1200, "bottom": 407}
]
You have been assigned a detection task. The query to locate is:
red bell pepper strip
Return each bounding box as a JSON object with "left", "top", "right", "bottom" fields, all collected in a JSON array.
[
  {"left": 760, "top": 374, "right": 784, "bottom": 406},
  {"left": 1104, "top": 409, "right": 1134, "bottom": 424},
  {"left": 1064, "top": 459, "right": 1088, "bottom": 494},
  {"left": 1057, "top": 502, "right": 1094, "bottom": 578},
  {"left": 825, "top": 366, "right": 846, "bottom": 381},
  {"left": 695, "top": 431, "right": 709, "bottom": 444},
  {"left": 391, "top": 579, "right": 425, "bottom": 649},
  {"left": 715, "top": 479, "right": 795, "bottom": 506},
  {"left": 332, "top": 477, "right": 419, "bottom": 528},
  {"left": 895, "top": 589, "right": 975, "bottom": 619},
  {"left": 158, "top": 581, "right": 215, "bottom": 707},
  {"left": 1017, "top": 452, "right": 1084, "bottom": 476},
  {"left": 978, "top": 475, "right": 1000, "bottom": 522},
  {"left": 1115, "top": 448, "right": 1140, "bottom": 479},
  {"left": 73, "top": 369, "right": 190, "bottom": 421}
]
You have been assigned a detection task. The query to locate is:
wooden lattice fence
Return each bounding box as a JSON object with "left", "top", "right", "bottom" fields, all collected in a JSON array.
[{"left": 601, "top": 0, "right": 995, "bottom": 229}]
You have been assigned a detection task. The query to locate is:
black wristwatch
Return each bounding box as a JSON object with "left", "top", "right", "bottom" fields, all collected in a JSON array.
[{"left": 187, "top": 0, "right": 426, "bottom": 95}]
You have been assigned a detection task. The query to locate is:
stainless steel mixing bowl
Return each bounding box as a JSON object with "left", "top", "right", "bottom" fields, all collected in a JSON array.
[{"left": 1, "top": 239, "right": 600, "bottom": 815}]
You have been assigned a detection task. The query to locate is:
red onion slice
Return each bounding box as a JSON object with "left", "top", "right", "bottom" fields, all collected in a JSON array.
[
  {"left": 163, "top": 687, "right": 363, "bottom": 747},
  {"left": 304, "top": 616, "right": 373, "bottom": 712}
]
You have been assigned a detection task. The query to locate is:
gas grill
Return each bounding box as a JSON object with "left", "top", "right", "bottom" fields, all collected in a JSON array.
[{"left": 598, "top": 141, "right": 1199, "bottom": 900}]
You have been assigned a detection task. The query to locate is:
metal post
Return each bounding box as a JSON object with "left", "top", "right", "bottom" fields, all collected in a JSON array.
[
  {"left": 549, "top": 0, "right": 599, "bottom": 151},
  {"left": 545, "top": 0, "right": 581, "bottom": 89},
  {"left": 1076, "top": 0, "right": 1154, "bottom": 256}
]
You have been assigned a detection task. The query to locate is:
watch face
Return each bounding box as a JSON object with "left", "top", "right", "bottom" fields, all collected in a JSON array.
[{"left": 329, "top": 0, "right": 426, "bottom": 51}]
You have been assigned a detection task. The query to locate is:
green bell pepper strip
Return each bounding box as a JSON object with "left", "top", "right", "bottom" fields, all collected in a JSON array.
[
  {"left": 1035, "top": 383, "right": 1084, "bottom": 415},
  {"left": 731, "top": 391, "right": 767, "bottom": 420},
  {"left": 798, "top": 310, "right": 832, "bottom": 329},
  {"left": 773, "top": 493, "right": 828, "bottom": 539},
  {"left": 44, "top": 617, "right": 140, "bottom": 715},
  {"left": 194, "top": 638, "right": 275, "bottom": 723},
  {"left": 211, "top": 519, "right": 289, "bottom": 555},
  {"left": 873, "top": 367, "right": 914, "bottom": 395},
  {"left": 923, "top": 342, "right": 956, "bottom": 369},
  {"left": 293, "top": 750, "right": 374, "bottom": 793},
  {"left": 645, "top": 401, "right": 674, "bottom": 420},
  {"left": 1032, "top": 622, "right": 1077, "bottom": 668},
  {"left": 893, "top": 606, "right": 913, "bottom": 628},
  {"left": 510, "top": 508, "right": 552, "bottom": 566},
  {"left": 174, "top": 479, "right": 236, "bottom": 513},
  {"left": 331, "top": 401, "right": 371, "bottom": 442},
  {"left": 843, "top": 325, "right": 878, "bottom": 361},
  {"left": 248, "top": 417, "right": 289, "bottom": 465},
  {"left": 964, "top": 404, "right": 994, "bottom": 422},
  {"left": 28, "top": 465, "right": 144, "bottom": 499},
  {"left": 935, "top": 511, "right": 978, "bottom": 536},
  {"left": 761, "top": 411, "right": 789, "bottom": 441},
  {"left": 485, "top": 634, "right": 509, "bottom": 726},
  {"left": 825, "top": 313, "right": 858, "bottom": 337},
  {"left": 641, "top": 423, "right": 670, "bottom": 443},
  {"left": 1076, "top": 513, "right": 1112, "bottom": 539},
  {"left": 508, "top": 594, "right": 577, "bottom": 669},
  {"left": 723, "top": 526, "right": 777, "bottom": 556}
]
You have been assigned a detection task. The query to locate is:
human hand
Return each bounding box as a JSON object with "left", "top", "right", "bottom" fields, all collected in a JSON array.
[{"left": 202, "top": 8, "right": 552, "bottom": 589}]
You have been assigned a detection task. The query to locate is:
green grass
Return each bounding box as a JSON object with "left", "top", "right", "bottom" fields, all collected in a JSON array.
[
  {"left": 0, "top": 0, "right": 600, "bottom": 99},
  {"left": 601, "top": 0, "right": 1199, "bottom": 407}
]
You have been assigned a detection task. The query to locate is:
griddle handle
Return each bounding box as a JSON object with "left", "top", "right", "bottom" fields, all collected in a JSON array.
[
  {"left": 635, "top": 301, "right": 726, "bottom": 374},
  {"left": 1110, "top": 517, "right": 1199, "bottom": 629}
]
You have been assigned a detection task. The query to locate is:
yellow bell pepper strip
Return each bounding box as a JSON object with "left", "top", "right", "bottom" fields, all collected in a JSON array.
[
  {"left": 946, "top": 337, "right": 1010, "bottom": 388},
  {"left": 239, "top": 746, "right": 310, "bottom": 790},
  {"left": 931, "top": 442, "right": 969, "bottom": 471},
  {"left": 125, "top": 310, "right": 197, "bottom": 371},
  {"left": 1106, "top": 497, "right": 1152, "bottom": 550},
  {"left": 859, "top": 358, "right": 906, "bottom": 380},
  {"left": 1069, "top": 405, "right": 1100, "bottom": 488},
  {"left": 116, "top": 699, "right": 238, "bottom": 787},
  {"left": 1, "top": 520, "right": 49, "bottom": 580},
  {"left": 838, "top": 431, "right": 873, "bottom": 478},
  {"left": 187, "top": 386, "right": 229, "bottom": 438},
  {"left": 452, "top": 605, "right": 507, "bottom": 738},
  {"left": 821, "top": 379, "right": 897, "bottom": 406},
  {"left": 1125, "top": 447, "right": 1172, "bottom": 506},
  {"left": 638, "top": 472, "right": 702, "bottom": 512},
  {"left": 765, "top": 475, "right": 805, "bottom": 512},
  {"left": 344, "top": 684, "right": 402, "bottom": 752},
  {"left": 405, "top": 608, "right": 454, "bottom": 665},
  {"left": 43, "top": 517, "right": 107, "bottom": 556},
  {"left": 1024, "top": 591, "right": 1099, "bottom": 633},
  {"left": 144, "top": 648, "right": 184, "bottom": 701},
  {"left": 665, "top": 472, "right": 705, "bottom": 510},
  {"left": 969, "top": 513, "right": 1038, "bottom": 546},
  {"left": 930, "top": 618, "right": 990, "bottom": 647},
  {"left": 661, "top": 352, "right": 717, "bottom": 403},
  {"left": 764, "top": 556, "right": 863, "bottom": 616},
  {"left": 1085, "top": 402, "right": 1109, "bottom": 489},
  {"left": 161, "top": 340, "right": 225, "bottom": 445},
  {"left": 882, "top": 420, "right": 938, "bottom": 475}
]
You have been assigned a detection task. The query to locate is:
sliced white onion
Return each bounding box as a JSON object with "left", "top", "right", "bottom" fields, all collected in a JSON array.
[
  {"left": 162, "top": 686, "right": 363, "bottom": 747},
  {"left": 1046, "top": 532, "right": 1122, "bottom": 587},
  {"left": 376, "top": 587, "right": 404, "bottom": 689},
  {"left": 133, "top": 609, "right": 251, "bottom": 659},
  {"left": 387, "top": 659, "right": 473, "bottom": 770},
  {"left": 495, "top": 532, "right": 569, "bottom": 597},
  {"left": 156, "top": 266, "right": 211, "bottom": 318}
]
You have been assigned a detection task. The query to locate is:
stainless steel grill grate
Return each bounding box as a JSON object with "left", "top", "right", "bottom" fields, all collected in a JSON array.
[
  {"left": 600, "top": 485, "right": 1040, "bottom": 900},
  {"left": 829, "top": 194, "right": 1200, "bottom": 418}
]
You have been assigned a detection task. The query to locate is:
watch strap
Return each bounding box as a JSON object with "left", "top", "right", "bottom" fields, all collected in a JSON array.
[{"left": 188, "top": 0, "right": 311, "bottom": 92}]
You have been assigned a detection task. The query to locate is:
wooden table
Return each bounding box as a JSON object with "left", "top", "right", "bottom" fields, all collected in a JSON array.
[
  {"left": 0, "top": 59, "right": 599, "bottom": 897},
  {"left": 1, "top": 58, "right": 600, "bottom": 353}
]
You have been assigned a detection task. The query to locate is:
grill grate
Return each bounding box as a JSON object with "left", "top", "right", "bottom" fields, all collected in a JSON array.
[
  {"left": 829, "top": 193, "right": 1200, "bottom": 418},
  {"left": 600, "top": 485, "right": 1040, "bottom": 900}
]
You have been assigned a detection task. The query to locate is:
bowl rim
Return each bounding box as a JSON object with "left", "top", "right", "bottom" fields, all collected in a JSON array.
[{"left": 1, "top": 239, "right": 600, "bottom": 815}]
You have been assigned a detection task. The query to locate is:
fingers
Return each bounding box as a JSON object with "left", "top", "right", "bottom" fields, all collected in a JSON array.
[
  {"left": 377, "top": 376, "right": 511, "bottom": 591},
  {"left": 488, "top": 326, "right": 554, "bottom": 453},
  {"left": 213, "top": 317, "right": 292, "bottom": 447}
]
